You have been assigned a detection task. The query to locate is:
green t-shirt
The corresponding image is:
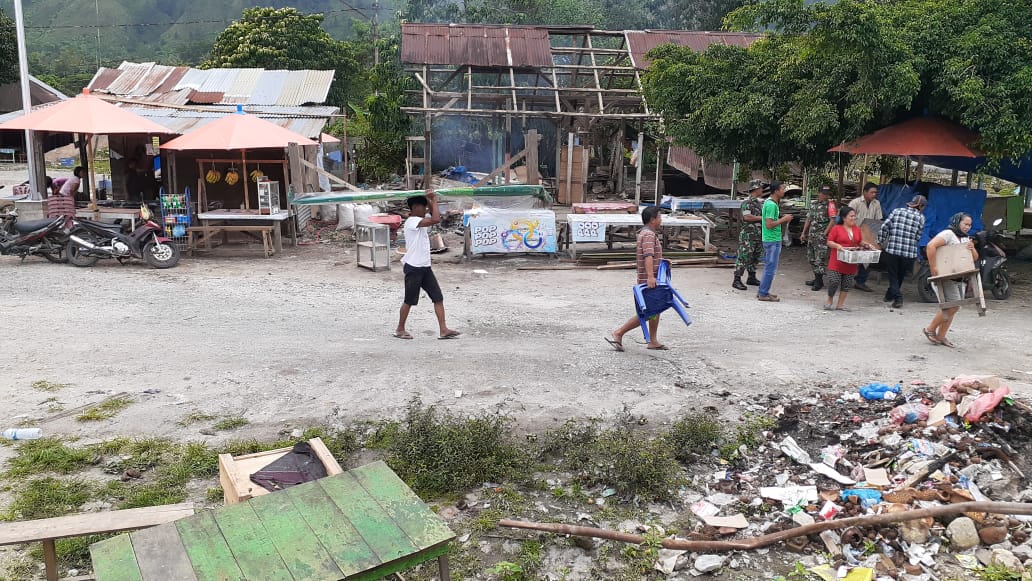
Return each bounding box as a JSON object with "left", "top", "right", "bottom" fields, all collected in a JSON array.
[{"left": 761, "top": 198, "right": 782, "bottom": 242}]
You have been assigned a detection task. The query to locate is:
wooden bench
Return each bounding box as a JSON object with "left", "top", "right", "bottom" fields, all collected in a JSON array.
[
  {"left": 187, "top": 225, "right": 273, "bottom": 258},
  {"left": 0, "top": 503, "right": 194, "bottom": 581}
]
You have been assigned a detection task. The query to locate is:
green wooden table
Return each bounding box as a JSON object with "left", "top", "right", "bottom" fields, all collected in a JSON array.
[{"left": 90, "top": 461, "right": 455, "bottom": 580}]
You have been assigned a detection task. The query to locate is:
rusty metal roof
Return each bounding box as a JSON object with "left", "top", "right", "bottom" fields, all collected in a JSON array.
[
  {"left": 401, "top": 24, "right": 553, "bottom": 68},
  {"left": 88, "top": 62, "right": 334, "bottom": 106},
  {"left": 667, "top": 146, "right": 701, "bottom": 179},
  {"left": 625, "top": 30, "right": 760, "bottom": 69}
]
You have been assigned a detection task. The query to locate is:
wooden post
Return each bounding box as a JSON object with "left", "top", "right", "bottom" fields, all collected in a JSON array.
[
  {"left": 915, "top": 160, "right": 925, "bottom": 181},
  {"left": 504, "top": 113, "right": 512, "bottom": 184},
  {"left": 438, "top": 555, "right": 452, "bottom": 581},
  {"left": 424, "top": 114, "right": 432, "bottom": 187},
  {"left": 242, "top": 150, "right": 250, "bottom": 210},
  {"left": 287, "top": 143, "right": 305, "bottom": 198},
  {"left": 951, "top": 169, "right": 959, "bottom": 186},
  {"left": 616, "top": 122, "right": 626, "bottom": 194},
  {"left": 801, "top": 167, "right": 810, "bottom": 208},
  {"left": 87, "top": 134, "right": 98, "bottom": 209},
  {"left": 634, "top": 132, "right": 644, "bottom": 205},
  {"left": 525, "top": 129, "right": 540, "bottom": 185},
  {"left": 837, "top": 157, "right": 845, "bottom": 199},
  {"left": 42, "top": 539, "right": 57, "bottom": 581},
  {"left": 654, "top": 141, "right": 664, "bottom": 205}
]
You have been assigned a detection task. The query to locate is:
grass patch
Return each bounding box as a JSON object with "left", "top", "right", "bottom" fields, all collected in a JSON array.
[
  {"left": 5, "top": 438, "right": 94, "bottom": 476},
  {"left": 383, "top": 398, "right": 527, "bottom": 496},
  {"left": 666, "top": 413, "right": 724, "bottom": 462},
  {"left": 177, "top": 412, "right": 217, "bottom": 426},
  {"left": 31, "top": 380, "right": 70, "bottom": 392},
  {"left": 76, "top": 397, "right": 134, "bottom": 422},
  {"left": 206, "top": 486, "right": 224, "bottom": 503},
  {"left": 541, "top": 419, "right": 682, "bottom": 500},
  {"left": 213, "top": 417, "right": 249, "bottom": 431},
  {"left": 1, "top": 477, "right": 93, "bottom": 520}
]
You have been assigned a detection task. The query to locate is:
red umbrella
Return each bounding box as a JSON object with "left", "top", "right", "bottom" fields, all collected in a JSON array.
[
  {"left": 160, "top": 111, "right": 317, "bottom": 209},
  {"left": 0, "top": 88, "right": 170, "bottom": 206},
  {"left": 829, "top": 117, "right": 981, "bottom": 158}
]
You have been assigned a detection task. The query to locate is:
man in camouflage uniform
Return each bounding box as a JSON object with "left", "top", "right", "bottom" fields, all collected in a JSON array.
[
  {"left": 732, "top": 179, "right": 765, "bottom": 290},
  {"left": 801, "top": 185, "right": 836, "bottom": 291}
]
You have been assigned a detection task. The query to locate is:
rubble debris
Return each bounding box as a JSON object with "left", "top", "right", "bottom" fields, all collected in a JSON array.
[
  {"left": 946, "top": 516, "right": 980, "bottom": 549},
  {"left": 692, "top": 554, "right": 723, "bottom": 574}
]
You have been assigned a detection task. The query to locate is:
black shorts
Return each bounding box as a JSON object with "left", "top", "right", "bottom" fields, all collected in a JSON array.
[{"left": 403, "top": 264, "right": 444, "bottom": 305}]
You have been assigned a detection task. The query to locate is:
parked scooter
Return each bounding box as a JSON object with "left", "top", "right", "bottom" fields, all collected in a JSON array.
[
  {"left": 65, "top": 205, "right": 180, "bottom": 269},
  {"left": 915, "top": 218, "right": 1009, "bottom": 302},
  {"left": 0, "top": 210, "right": 70, "bottom": 263}
]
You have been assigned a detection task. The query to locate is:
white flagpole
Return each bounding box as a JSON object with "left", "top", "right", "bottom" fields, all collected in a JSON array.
[{"left": 13, "top": 0, "right": 40, "bottom": 200}]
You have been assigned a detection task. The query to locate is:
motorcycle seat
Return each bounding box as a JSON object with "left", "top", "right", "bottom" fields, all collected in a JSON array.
[{"left": 14, "top": 218, "right": 61, "bottom": 234}]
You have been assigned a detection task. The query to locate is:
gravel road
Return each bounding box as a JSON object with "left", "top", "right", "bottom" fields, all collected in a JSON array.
[{"left": 1, "top": 240, "right": 1030, "bottom": 445}]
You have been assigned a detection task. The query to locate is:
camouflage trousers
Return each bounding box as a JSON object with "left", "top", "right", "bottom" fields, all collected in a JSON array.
[
  {"left": 734, "top": 228, "right": 762, "bottom": 277},
  {"left": 807, "top": 233, "right": 829, "bottom": 275}
]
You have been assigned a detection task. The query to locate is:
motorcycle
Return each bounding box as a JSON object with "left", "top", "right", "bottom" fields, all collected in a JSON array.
[
  {"left": 0, "top": 210, "right": 70, "bottom": 263},
  {"left": 65, "top": 205, "right": 180, "bottom": 269},
  {"left": 915, "top": 218, "right": 1010, "bottom": 302}
]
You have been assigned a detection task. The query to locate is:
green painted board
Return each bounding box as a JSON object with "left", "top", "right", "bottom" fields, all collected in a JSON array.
[
  {"left": 351, "top": 462, "right": 455, "bottom": 547},
  {"left": 90, "top": 534, "right": 144, "bottom": 581},
  {"left": 212, "top": 501, "right": 293, "bottom": 581},
  {"left": 248, "top": 483, "right": 344, "bottom": 580},
  {"left": 347, "top": 543, "right": 451, "bottom": 581},
  {"left": 282, "top": 482, "right": 382, "bottom": 577},
  {"left": 318, "top": 473, "right": 420, "bottom": 563},
  {"left": 176, "top": 511, "right": 246, "bottom": 581},
  {"left": 129, "top": 524, "right": 198, "bottom": 581}
]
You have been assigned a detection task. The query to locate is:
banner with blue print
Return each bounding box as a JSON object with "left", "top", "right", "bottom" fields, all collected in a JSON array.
[{"left": 467, "top": 209, "right": 558, "bottom": 254}]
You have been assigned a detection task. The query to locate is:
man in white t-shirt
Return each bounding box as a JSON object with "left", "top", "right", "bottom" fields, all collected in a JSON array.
[{"left": 394, "top": 189, "right": 460, "bottom": 340}]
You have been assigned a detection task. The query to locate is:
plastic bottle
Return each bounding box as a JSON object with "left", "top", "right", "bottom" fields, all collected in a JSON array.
[
  {"left": 2, "top": 428, "right": 42, "bottom": 440},
  {"left": 859, "top": 383, "right": 901, "bottom": 401}
]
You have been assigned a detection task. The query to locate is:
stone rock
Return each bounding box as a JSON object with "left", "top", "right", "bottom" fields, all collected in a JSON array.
[
  {"left": 899, "top": 519, "right": 931, "bottom": 544},
  {"left": 1011, "top": 543, "right": 1032, "bottom": 561},
  {"left": 946, "top": 517, "right": 980, "bottom": 550},
  {"left": 976, "top": 548, "right": 994, "bottom": 566},
  {"left": 991, "top": 549, "right": 1025, "bottom": 572},
  {"left": 693, "top": 554, "right": 724, "bottom": 574},
  {"left": 980, "top": 525, "right": 1009, "bottom": 546}
]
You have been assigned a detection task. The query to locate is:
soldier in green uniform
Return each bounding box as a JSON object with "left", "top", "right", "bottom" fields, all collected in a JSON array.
[
  {"left": 801, "top": 185, "right": 836, "bottom": 291},
  {"left": 732, "top": 179, "right": 765, "bottom": 291}
]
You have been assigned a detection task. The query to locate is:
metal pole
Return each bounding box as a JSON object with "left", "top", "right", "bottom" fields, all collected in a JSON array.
[{"left": 13, "top": 0, "right": 40, "bottom": 200}]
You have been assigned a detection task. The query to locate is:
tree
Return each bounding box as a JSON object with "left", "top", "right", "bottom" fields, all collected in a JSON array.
[
  {"left": 647, "top": 0, "right": 748, "bottom": 31},
  {"left": 643, "top": 0, "right": 1032, "bottom": 168},
  {"left": 0, "top": 9, "right": 18, "bottom": 86},
  {"left": 204, "top": 7, "right": 363, "bottom": 108}
]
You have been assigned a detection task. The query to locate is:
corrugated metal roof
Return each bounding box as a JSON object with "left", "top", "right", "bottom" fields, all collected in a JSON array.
[
  {"left": 117, "top": 105, "right": 333, "bottom": 138},
  {"left": 401, "top": 24, "right": 553, "bottom": 67},
  {"left": 87, "top": 62, "right": 334, "bottom": 107},
  {"left": 667, "top": 146, "right": 701, "bottom": 178},
  {"left": 187, "top": 91, "right": 224, "bottom": 104},
  {"left": 625, "top": 31, "right": 760, "bottom": 69}
]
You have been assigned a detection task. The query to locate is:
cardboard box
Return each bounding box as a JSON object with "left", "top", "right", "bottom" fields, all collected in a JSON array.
[
  {"left": 217, "top": 437, "right": 343, "bottom": 504},
  {"left": 558, "top": 181, "right": 585, "bottom": 205}
]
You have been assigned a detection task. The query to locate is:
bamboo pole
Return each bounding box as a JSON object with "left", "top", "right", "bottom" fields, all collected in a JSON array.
[
  {"left": 500, "top": 501, "right": 1032, "bottom": 553},
  {"left": 87, "top": 134, "right": 98, "bottom": 210}
]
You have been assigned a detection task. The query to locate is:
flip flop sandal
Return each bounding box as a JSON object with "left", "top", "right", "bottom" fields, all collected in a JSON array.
[
  {"left": 836, "top": 306, "right": 851, "bottom": 311},
  {"left": 646, "top": 344, "right": 669, "bottom": 350},
  {"left": 604, "top": 337, "right": 624, "bottom": 352},
  {"left": 393, "top": 332, "right": 413, "bottom": 340},
  {"left": 922, "top": 329, "right": 941, "bottom": 345},
  {"left": 939, "top": 338, "right": 956, "bottom": 348},
  {"left": 439, "top": 331, "right": 461, "bottom": 340}
]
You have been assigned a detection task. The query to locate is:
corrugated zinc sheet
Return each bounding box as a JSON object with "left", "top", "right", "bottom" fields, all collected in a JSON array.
[
  {"left": 249, "top": 71, "right": 289, "bottom": 105},
  {"left": 667, "top": 146, "right": 701, "bottom": 179},
  {"left": 119, "top": 106, "right": 331, "bottom": 139},
  {"left": 103, "top": 62, "right": 154, "bottom": 95},
  {"left": 625, "top": 31, "right": 760, "bottom": 69},
  {"left": 89, "top": 69, "right": 122, "bottom": 92},
  {"left": 401, "top": 23, "right": 552, "bottom": 67},
  {"left": 225, "top": 69, "right": 263, "bottom": 104},
  {"left": 128, "top": 64, "right": 179, "bottom": 98},
  {"left": 276, "top": 70, "right": 335, "bottom": 106}
]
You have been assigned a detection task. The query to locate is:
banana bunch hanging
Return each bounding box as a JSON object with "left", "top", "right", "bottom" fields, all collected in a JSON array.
[
  {"left": 205, "top": 167, "right": 222, "bottom": 184},
  {"left": 224, "top": 167, "right": 240, "bottom": 186}
]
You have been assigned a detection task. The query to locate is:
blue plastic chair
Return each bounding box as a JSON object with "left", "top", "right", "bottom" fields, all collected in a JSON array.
[{"left": 633, "top": 259, "right": 691, "bottom": 343}]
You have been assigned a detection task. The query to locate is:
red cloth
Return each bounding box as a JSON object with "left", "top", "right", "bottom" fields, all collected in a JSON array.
[{"left": 827, "top": 225, "right": 863, "bottom": 275}]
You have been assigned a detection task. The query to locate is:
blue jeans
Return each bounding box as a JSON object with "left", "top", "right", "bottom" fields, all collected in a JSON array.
[
  {"left": 855, "top": 264, "right": 869, "bottom": 285},
  {"left": 759, "top": 241, "right": 781, "bottom": 297}
]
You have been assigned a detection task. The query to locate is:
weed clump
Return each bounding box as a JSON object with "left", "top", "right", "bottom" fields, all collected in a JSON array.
[
  {"left": 384, "top": 399, "right": 527, "bottom": 496},
  {"left": 213, "top": 417, "right": 249, "bottom": 431},
  {"left": 31, "top": 380, "right": 70, "bottom": 392},
  {"left": 1, "top": 477, "right": 93, "bottom": 520},
  {"left": 76, "top": 397, "right": 134, "bottom": 422},
  {"left": 5, "top": 438, "right": 93, "bottom": 476},
  {"left": 666, "top": 413, "right": 724, "bottom": 462}
]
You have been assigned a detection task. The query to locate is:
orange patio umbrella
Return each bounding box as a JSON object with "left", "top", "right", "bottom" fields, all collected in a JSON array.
[
  {"left": 160, "top": 109, "right": 317, "bottom": 210},
  {"left": 829, "top": 117, "right": 981, "bottom": 158},
  {"left": 0, "top": 88, "right": 170, "bottom": 206}
]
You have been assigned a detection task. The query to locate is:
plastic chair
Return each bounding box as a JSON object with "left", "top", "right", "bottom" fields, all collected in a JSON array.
[{"left": 633, "top": 260, "right": 691, "bottom": 343}]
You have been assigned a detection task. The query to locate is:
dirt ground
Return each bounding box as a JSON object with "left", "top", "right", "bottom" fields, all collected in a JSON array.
[{"left": 1, "top": 235, "right": 1030, "bottom": 445}]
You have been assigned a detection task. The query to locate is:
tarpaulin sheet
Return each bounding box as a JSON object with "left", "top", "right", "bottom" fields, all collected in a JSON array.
[
  {"left": 876, "top": 183, "right": 916, "bottom": 216},
  {"left": 920, "top": 186, "right": 986, "bottom": 247},
  {"left": 290, "top": 185, "right": 551, "bottom": 206},
  {"left": 921, "top": 155, "right": 1032, "bottom": 188}
]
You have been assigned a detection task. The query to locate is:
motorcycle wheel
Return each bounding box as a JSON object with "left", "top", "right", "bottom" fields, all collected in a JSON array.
[
  {"left": 66, "top": 240, "right": 100, "bottom": 267},
  {"left": 143, "top": 241, "right": 180, "bottom": 269},
  {"left": 916, "top": 270, "right": 938, "bottom": 303},
  {"left": 991, "top": 269, "right": 1011, "bottom": 300}
]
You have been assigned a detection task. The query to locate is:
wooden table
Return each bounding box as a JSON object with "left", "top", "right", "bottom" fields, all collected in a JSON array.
[
  {"left": 90, "top": 461, "right": 455, "bottom": 581},
  {"left": 566, "top": 213, "right": 714, "bottom": 259},
  {"left": 197, "top": 209, "right": 293, "bottom": 253},
  {"left": 76, "top": 208, "right": 142, "bottom": 230}
]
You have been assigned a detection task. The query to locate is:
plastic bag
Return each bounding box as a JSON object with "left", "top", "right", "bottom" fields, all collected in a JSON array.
[
  {"left": 963, "top": 386, "right": 1010, "bottom": 422},
  {"left": 890, "top": 402, "right": 930, "bottom": 424},
  {"left": 840, "top": 488, "right": 882, "bottom": 508},
  {"left": 859, "top": 383, "right": 901, "bottom": 401}
]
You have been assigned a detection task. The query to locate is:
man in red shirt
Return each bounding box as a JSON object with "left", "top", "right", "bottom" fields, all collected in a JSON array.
[{"left": 607, "top": 206, "right": 668, "bottom": 351}]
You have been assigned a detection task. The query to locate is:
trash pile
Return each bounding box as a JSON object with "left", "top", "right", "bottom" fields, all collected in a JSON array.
[{"left": 671, "top": 374, "right": 1031, "bottom": 579}]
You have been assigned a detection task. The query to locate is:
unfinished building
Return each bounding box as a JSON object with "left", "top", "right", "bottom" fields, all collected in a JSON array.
[{"left": 400, "top": 23, "right": 759, "bottom": 203}]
